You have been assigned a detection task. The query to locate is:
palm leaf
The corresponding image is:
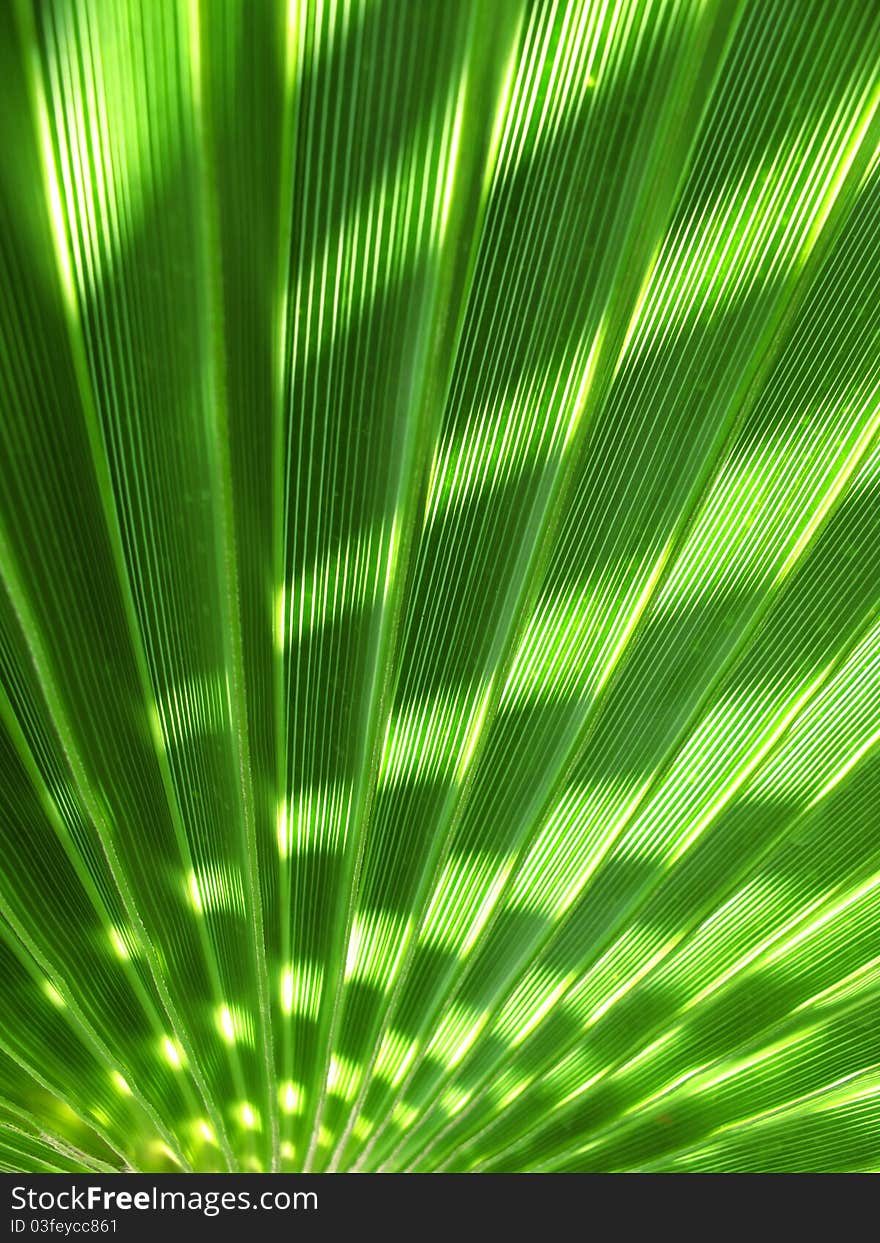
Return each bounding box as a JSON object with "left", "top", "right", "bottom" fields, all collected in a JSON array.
[{"left": 0, "top": 0, "right": 878, "bottom": 1173}]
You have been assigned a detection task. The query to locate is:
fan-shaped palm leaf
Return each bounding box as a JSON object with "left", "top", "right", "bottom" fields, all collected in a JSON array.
[{"left": 1, "top": 0, "right": 879, "bottom": 1173}]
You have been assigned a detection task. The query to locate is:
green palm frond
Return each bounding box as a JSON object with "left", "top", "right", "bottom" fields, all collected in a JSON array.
[{"left": 1, "top": 0, "right": 879, "bottom": 1174}]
